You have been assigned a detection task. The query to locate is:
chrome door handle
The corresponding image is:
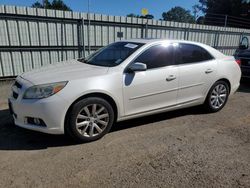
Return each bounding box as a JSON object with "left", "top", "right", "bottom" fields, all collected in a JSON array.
[
  {"left": 166, "top": 75, "right": 176, "bottom": 81},
  {"left": 205, "top": 69, "right": 213, "bottom": 74}
]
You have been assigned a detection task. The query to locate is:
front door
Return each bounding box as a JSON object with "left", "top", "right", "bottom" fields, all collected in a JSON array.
[{"left": 123, "top": 44, "right": 179, "bottom": 116}]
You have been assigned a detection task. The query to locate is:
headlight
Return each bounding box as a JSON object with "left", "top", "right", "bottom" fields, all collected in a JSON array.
[{"left": 23, "top": 81, "right": 68, "bottom": 99}]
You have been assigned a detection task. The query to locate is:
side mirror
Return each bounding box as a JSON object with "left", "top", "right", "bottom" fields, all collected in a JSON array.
[
  {"left": 127, "top": 62, "right": 147, "bottom": 72},
  {"left": 239, "top": 36, "right": 249, "bottom": 50}
]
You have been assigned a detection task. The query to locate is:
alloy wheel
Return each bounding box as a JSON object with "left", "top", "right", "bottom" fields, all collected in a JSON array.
[
  {"left": 75, "top": 104, "right": 109, "bottom": 137},
  {"left": 210, "top": 84, "right": 228, "bottom": 109}
]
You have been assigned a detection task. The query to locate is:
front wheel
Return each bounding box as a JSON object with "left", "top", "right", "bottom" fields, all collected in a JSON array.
[
  {"left": 66, "top": 97, "right": 115, "bottom": 142},
  {"left": 204, "top": 81, "right": 230, "bottom": 112}
]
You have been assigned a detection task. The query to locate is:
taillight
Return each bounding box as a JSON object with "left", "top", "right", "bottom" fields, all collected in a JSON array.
[{"left": 235, "top": 59, "right": 241, "bottom": 66}]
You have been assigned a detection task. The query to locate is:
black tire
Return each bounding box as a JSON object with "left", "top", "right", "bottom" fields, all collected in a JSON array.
[
  {"left": 204, "top": 80, "right": 230, "bottom": 113},
  {"left": 65, "top": 97, "right": 115, "bottom": 142}
]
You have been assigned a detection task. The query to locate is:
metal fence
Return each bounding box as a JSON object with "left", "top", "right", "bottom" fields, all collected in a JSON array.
[{"left": 1, "top": 5, "right": 250, "bottom": 78}]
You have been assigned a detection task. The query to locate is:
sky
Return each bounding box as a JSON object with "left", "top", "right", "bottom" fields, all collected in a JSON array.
[{"left": 0, "top": 0, "right": 199, "bottom": 19}]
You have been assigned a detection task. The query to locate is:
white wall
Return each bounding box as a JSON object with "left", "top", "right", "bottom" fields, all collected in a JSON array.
[{"left": 0, "top": 5, "right": 250, "bottom": 77}]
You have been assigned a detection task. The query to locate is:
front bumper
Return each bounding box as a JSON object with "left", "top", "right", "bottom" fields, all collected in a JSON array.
[
  {"left": 9, "top": 98, "right": 66, "bottom": 135},
  {"left": 8, "top": 77, "right": 69, "bottom": 135}
]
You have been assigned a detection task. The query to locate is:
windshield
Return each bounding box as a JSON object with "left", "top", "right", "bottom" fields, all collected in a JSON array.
[{"left": 78, "top": 42, "right": 144, "bottom": 67}]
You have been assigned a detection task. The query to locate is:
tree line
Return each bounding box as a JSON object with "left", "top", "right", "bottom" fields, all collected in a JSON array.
[
  {"left": 31, "top": 0, "right": 250, "bottom": 28},
  {"left": 31, "top": 0, "right": 71, "bottom": 11}
]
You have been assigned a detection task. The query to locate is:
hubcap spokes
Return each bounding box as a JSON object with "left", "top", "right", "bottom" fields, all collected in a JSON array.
[
  {"left": 76, "top": 104, "right": 109, "bottom": 137},
  {"left": 210, "top": 84, "right": 227, "bottom": 109}
]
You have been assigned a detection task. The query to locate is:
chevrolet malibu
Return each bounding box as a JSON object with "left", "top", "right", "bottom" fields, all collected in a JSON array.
[{"left": 9, "top": 39, "right": 241, "bottom": 142}]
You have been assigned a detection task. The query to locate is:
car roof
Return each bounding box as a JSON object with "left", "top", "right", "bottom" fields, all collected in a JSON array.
[
  {"left": 120, "top": 38, "right": 201, "bottom": 45},
  {"left": 120, "top": 38, "right": 226, "bottom": 58}
]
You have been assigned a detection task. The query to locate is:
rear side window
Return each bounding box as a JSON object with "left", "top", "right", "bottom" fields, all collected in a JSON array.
[
  {"left": 175, "top": 44, "right": 214, "bottom": 65},
  {"left": 133, "top": 44, "right": 174, "bottom": 69}
]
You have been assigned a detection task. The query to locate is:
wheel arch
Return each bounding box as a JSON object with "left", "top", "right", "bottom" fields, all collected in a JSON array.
[
  {"left": 216, "top": 78, "right": 231, "bottom": 94},
  {"left": 64, "top": 92, "right": 119, "bottom": 130},
  {"left": 204, "top": 78, "right": 232, "bottom": 103}
]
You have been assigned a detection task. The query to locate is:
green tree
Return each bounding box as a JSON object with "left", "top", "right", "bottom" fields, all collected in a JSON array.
[
  {"left": 32, "top": 0, "right": 71, "bottom": 11},
  {"left": 162, "top": 6, "right": 195, "bottom": 23},
  {"left": 127, "top": 13, "right": 154, "bottom": 19},
  {"left": 127, "top": 13, "right": 140, "bottom": 18},
  {"left": 196, "top": 16, "right": 205, "bottom": 24},
  {"left": 142, "top": 14, "right": 154, "bottom": 19},
  {"left": 32, "top": 1, "right": 45, "bottom": 8},
  {"left": 194, "top": 0, "right": 250, "bottom": 27},
  {"left": 195, "top": 0, "right": 250, "bottom": 17}
]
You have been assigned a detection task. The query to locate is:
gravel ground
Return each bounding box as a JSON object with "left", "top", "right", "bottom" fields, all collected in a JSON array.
[
  {"left": 0, "top": 82, "right": 250, "bottom": 188},
  {"left": 0, "top": 80, "right": 13, "bottom": 109}
]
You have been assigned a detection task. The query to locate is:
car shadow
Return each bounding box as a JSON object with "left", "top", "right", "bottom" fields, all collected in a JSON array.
[
  {"left": 1, "top": 80, "right": 248, "bottom": 151},
  {"left": 0, "top": 109, "right": 76, "bottom": 150},
  {"left": 0, "top": 105, "right": 206, "bottom": 151},
  {"left": 112, "top": 106, "right": 206, "bottom": 132}
]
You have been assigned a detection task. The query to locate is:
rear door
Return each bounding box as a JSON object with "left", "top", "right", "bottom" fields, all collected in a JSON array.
[{"left": 175, "top": 43, "right": 217, "bottom": 104}]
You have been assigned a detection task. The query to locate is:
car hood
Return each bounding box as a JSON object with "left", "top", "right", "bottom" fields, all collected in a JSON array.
[{"left": 21, "top": 59, "right": 109, "bottom": 85}]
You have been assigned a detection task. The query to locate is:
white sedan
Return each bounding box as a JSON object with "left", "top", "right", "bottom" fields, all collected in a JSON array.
[{"left": 9, "top": 39, "right": 241, "bottom": 142}]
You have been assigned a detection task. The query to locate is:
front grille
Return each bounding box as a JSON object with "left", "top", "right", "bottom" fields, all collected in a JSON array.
[
  {"left": 13, "top": 91, "right": 18, "bottom": 99},
  {"left": 12, "top": 80, "right": 22, "bottom": 100},
  {"left": 8, "top": 100, "right": 14, "bottom": 115},
  {"left": 14, "top": 81, "right": 22, "bottom": 89}
]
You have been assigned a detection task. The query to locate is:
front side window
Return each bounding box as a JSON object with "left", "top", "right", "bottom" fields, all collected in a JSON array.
[
  {"left": 175, "top": 43, "right": 214, "bottom": 65},
  {"left": 133, "top": 44, "right": 174, "bottom": 69},
  {"left": 78, "top": 42, "right": 144, "bottom": 67}
]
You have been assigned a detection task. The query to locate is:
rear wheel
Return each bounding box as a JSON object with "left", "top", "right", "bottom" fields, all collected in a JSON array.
[
  {"left": 204, "top": 81, "right": 229, "bottom": 112},
  {"left": 66, "top": 97, "right": 114, "bottom": 142}
]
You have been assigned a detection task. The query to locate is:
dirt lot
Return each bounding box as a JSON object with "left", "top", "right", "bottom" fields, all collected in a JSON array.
[
  {"left": 0, "top": 80, "right": 12, "bottom": 109},
  {"left": 0, "top": 82, "right": 250, "bottom": 188}
]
